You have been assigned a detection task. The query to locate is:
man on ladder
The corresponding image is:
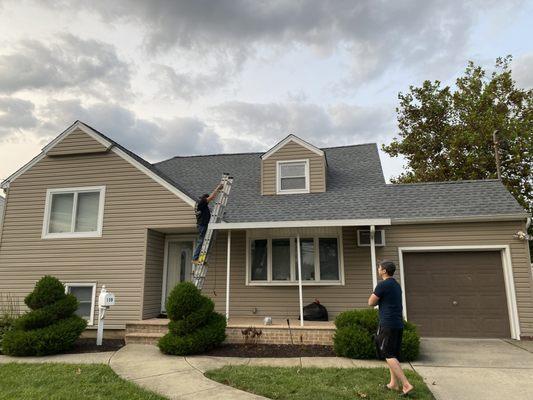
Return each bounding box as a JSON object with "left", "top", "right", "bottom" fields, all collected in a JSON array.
[{"left": 192, "top": 183, "right": 223, "bottom": 264}]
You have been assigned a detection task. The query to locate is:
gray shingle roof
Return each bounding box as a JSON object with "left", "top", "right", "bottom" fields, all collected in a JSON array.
[{"left": 154, "top": 143, "right": 527, "bottom": 223}]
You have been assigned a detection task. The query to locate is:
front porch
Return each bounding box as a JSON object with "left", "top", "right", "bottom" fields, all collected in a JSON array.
[{"left": 125, "top": 317, "right": 336, "bottom": 346}]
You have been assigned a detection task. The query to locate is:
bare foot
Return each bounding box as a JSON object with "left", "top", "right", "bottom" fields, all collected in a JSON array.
[
  {"left": 402, "top": 383, "right": 414, "bottom": 396},
  {"left": 386, "top": 383, "right": 400, "bottom": 391}
]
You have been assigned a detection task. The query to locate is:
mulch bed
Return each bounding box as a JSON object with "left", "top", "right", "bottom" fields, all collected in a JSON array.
[
  {"left": 204, "top": 343, "right": 335, "bottom": 358},
  {"left": 65, "top": 338, "right": 125, "bottom": 354}
]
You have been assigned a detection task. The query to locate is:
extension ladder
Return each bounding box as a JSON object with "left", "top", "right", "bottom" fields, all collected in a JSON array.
[{"left": 192, "top": 173, "right": 234, "bottom": 289}]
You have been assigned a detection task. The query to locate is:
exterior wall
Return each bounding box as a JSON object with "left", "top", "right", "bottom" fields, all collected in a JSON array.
[
  {"left": 225, "top": 326, "right": 334, "bottom": 345},
  {"left": 47, "top": 129, "right": 109, "bottom": 156},
  {"left": 0, "top": 143, "right": 196, "bottom": 329},
  {"left": 377, "top": 221, "right": 533, "bottom": 337},
  {"left": 203, "top": 221, "right": 533, "bottom": 337},
  {"left": 261, "top": 140, "right": 326, "bottom": 195},
  {"left": 142, "top": 229, "right": 166, "bottom": 319},
  {"left": 202, "top": 228, "right": 374, "bottom": 319}
]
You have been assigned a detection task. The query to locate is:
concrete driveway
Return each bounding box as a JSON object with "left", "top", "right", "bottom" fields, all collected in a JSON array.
[{"left": 412, "top": 338, "right": 533, "bottom": 400}]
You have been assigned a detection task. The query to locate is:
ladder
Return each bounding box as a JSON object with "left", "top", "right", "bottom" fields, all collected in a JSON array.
[{"left": 192, "top": 173, "right": 234, "bottom": 289}]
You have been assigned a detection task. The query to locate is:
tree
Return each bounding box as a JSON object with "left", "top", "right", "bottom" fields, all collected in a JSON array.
[{"left": 383, "top": 56, "right": 532, "bottom": 257}]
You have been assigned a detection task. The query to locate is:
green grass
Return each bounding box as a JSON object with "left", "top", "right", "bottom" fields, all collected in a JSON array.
[
  {"left": 206, "top": 366, "right": 435, "bottom": 400},
  {"left": 0, "top": 363, "right": 166, "bottom": 400}
]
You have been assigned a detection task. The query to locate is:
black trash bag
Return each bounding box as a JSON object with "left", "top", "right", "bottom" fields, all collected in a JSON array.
[{"left": 299, "top": 299, "right": 328, "bottom": 321}]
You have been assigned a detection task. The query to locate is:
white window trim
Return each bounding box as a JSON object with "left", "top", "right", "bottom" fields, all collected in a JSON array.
[
  {"left": 357, "top": 229, "right": 386, "bottom": 247},
  {"left": 65, "top": 282, "right": 96, "bottom": 326},
  {"left": 42, "top": 186, "right": 106, "bottom": 239},
  {"left": 276, "top": 159, "right": 310, "bottom": 195},
  {"left": 245, "top": 229, "right": 345, "bottom": 286},
  {"left": 398, "top": 245, "right": 521, "bottom": 340}
]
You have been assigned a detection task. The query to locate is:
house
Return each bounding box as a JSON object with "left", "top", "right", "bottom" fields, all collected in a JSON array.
[
  {"left": 0, "top": 121, "right": 531, "bottom": 344},
  {"left": 0, "top": 195, "right": 4, "bottom": 227}
]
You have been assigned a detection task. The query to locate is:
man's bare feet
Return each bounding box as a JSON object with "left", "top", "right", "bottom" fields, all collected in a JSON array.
[{"left": 385, "top": 383, "right": 399, "bottom": 391}]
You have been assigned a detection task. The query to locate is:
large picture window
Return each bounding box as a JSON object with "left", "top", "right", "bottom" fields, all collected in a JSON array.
[
  {"left": 248, "top": 234, "right": 343, "bottom": 285},
  {"left": 276, "top": 160, "right": 309, "bottom": 194},
  {"left": 42, "top": 187, "right": 105, "bottom": 239}
]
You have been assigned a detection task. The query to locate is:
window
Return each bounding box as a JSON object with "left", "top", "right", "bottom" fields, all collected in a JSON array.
[
  {"left": 42, "top": 187, "right": 105, "bottom": 238},
  {"left": 65, "top": 283, "right": 96, "bottom": 325},
  {"left": 248, "top": 234, "right": 342, "bottom": 285},
  {"left": 276, "top": 160, "right": 309, "bottom": 194},
  {"left": 357, "top": 229, "right": 385, "bottom": 247}
]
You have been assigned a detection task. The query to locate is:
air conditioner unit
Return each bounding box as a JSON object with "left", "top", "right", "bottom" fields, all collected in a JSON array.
[{"left": 357, "top": 229, "right": 385, "bottom": 247}]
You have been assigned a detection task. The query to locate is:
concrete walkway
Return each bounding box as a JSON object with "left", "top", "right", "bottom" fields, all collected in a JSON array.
[
  {"left": 0, "top": 351, "right": 115, "bottom": 364},
  {"left": 411, "top": 338, "right": 533, "bottom": 400},
  {"left": 109, "top": 344, "right": 398, "bottom": 399}
]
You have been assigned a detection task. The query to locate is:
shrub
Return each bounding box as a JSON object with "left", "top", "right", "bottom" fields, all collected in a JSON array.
[
  {"left": 333, "top": 308, "right": 420, "bottom": 362},
  {"left": 2, "top": 276, "right": 87, "bottom": 356},
  {"left": 158, "top": 282, "right": 226, "bottom": 355},
  {"left": 0, "top": 293, "right": 20, "bottom": 354}
]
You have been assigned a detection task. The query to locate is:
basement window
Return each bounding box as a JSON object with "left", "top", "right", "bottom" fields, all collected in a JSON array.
[
  {"left": 42, "top": 186, "right": 105, "bottom": 239},
  {"left": 276, "top": 160, "right": 310, "bottom": 194},
  {"left": 65, "top": 283, "right": 96, "bottom": 325}
]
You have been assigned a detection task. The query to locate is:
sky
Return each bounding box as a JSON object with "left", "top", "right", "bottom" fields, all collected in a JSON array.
[{"left": 0, "top": 0, "right": 532, "bottom": 184}]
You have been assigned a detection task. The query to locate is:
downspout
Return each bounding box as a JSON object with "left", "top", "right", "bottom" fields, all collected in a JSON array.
[
  {"left": 370, "top": 225, "right": 378, "bottom": 289},
  {"left": 0, "top": 186, "right": 9, "bottom": 247}
]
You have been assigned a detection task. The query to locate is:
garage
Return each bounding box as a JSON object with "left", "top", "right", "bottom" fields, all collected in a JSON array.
[{"left": 403, "top": 251, "right": 511, "bottom": 338}]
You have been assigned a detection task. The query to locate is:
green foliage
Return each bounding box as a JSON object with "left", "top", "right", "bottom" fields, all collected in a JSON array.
[
  {"left": 24, "top": 275, "right": 67, "bottom": 310},
  {"left": 333, "top": 309, "right": 420, "bottom": 362},
  {"left": 333, "top": 325, "right": 375, "bottom": 359},
  {"left": 158, "top": 282, "right": 226, "bottom": 355},
  {"left": 2, "top": 276, "right": 87, "bottom": 356},
  {"left": 382, "top": 56, "right": 533, "bottom": 258},
  {"left": 0, "top": 293, "right": 20, "bottom": 354}
]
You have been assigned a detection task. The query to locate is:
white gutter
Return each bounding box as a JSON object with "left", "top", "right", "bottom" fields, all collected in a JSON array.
[
  {"left": 210, "top": 218, "right": 391, "bottom": 230},
  {"left": 391, "top": 213, "right": 529, "bottom": 225}
]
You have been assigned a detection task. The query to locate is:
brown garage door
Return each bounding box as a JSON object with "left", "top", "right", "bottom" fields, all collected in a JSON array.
[{"left": 404, "top": 251, "right": 510, "bottom": 338}]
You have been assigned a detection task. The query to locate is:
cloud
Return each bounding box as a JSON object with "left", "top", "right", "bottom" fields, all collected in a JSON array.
[
  {"left": 0, "top": 97, "right": 38, "bottom": 139},
  {"left": 40, "top": 99, "right": 223, "bottom": 160},
  {"left": 80, "top": 0, "right": 501, "bottom": 83},
  {"left": 210, "top": 101, "right": 395, "bottom": 148},
  {"left": 513, "top": 53, "right": 533, "bottom": 89},
  {"left": 0, "top": 34, "right": 131, "bottom": 99}
]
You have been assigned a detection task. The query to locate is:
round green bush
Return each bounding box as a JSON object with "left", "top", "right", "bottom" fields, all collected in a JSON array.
[
  {"left": 333, "top": 308, "right": 421, "bottom": 361},
  {"left": 2, "top": 276, "right": 87, "bottom": 356},
  {"left": 158, "top": 282, "right": 226, "bottom": 356},
  {"left": 333, "top": 325, "right": 375, "bottom": 359}
]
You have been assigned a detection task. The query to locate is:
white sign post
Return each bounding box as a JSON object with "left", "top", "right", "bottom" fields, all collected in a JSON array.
[{"left": 96, "top": 285, "right": 115, "bottom": 346}]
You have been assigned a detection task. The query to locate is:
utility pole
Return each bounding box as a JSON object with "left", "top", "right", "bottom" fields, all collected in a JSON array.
[{"left": 493, "top": 130, "right": 502, "bottom": 180}]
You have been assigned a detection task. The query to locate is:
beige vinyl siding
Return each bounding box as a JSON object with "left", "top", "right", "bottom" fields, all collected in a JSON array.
[
  {"left": 46, "top": 129, "right": 109, "bottom": 156},
  {"left": 0, "top": 144, "right": 196, "bottom": 329},
  {"left": 261, "top": 141, "right": 326, "bottom": 195},
  {"left": 142, "top": 229, "right": 165, "bottom": 319},
  {"left": 202, "top": 221, "right": 533, "bottom": 336},
  {"left": 202, "top": 228, "right": 373, "bottom": 319},
  {"left": 375, "top": 221, "right": 533, "bottom": 337}
]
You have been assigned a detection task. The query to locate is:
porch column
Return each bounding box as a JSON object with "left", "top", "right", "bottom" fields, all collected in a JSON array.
[
  {"left": 296, "top": 234, "right": 304, "bottom": 326},
  {"left": 370, "top": 225, "right": 378, "bottom": 289},
  {"left": 225, "top": 230, "right": 231, "bottom": 321}
]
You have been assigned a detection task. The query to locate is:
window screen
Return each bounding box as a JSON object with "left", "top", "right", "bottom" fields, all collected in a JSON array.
[{"left": 279, "top": 161, "right": 307, "bottom": 191}]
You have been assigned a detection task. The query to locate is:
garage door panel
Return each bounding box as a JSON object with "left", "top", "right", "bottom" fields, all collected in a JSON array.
[{"left": 404, "top": 251, "right": 510, "bottom": 338}]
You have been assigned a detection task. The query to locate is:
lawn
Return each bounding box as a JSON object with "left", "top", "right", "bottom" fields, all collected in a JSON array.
[
  {"left": 0, "top": 363, "right": 166, "bottom": 400},
  {"left": 206, "top": 366, "right": 435, "bottom": 400}
]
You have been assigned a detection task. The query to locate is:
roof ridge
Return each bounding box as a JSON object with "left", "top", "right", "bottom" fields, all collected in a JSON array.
[
  {"left": 322, "top": 142, "right": 377, "bottom": 150},
  {"left": 388, "top": 179, "right": 501, "bottom": 186}
]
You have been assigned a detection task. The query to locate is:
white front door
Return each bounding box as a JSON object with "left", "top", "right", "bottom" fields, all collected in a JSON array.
[{"left": 162, "top": 240, "right": 193, "bottom": 312}]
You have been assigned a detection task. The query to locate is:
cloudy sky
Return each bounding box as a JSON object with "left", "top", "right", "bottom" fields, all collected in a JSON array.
[{"left": 1, "top": 0, "right": 532, "bottom": 184}]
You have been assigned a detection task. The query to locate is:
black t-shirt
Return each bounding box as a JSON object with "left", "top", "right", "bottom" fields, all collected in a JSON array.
[
  {"left": 195, "top": 198, "right": 211, "bottom": 225},
  {"left": 373, "top": 278, "right": 403, "bottom": 329}
]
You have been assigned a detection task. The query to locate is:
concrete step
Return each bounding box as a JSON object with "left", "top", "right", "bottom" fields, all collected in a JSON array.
[{"left": 125, "top": 332, "right": 165, "bottom": 345}]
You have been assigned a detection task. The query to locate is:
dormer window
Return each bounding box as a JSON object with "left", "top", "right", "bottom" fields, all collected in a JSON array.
[{"left": 276, "top": 160, "right": 309, "bottom": 194}]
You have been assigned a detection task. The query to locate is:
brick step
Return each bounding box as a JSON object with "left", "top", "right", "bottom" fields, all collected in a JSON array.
[{"left": 125, "top": 332, "right": 165, "bottom": 345}]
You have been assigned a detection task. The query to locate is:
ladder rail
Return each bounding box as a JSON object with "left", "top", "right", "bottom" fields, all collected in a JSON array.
[{"left": 192, "top": 173, "right": 233, "bottom": 289}]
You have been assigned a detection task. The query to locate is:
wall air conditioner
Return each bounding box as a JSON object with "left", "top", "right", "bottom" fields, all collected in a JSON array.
[{"left": 357, "top": 229, "right": 386, "bottom": 247}]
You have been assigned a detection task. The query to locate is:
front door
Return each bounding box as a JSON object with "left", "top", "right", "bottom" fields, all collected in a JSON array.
[{"left": 162, "top": 240, "right": 193, "bottom": 312}]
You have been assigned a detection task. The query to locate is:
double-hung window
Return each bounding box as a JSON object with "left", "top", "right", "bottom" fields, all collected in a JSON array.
[
  {"left": 42, "top": 186, "right": 105, "bottom": 238},
  {"left": 248, "top": 234, "right": 342, "bottom": 285},
  {"left": 65, "top": 283, "right": 96, "bottom": 325},
  {"left": 276, "top": 160, "right": 309, "bottom": 194}
]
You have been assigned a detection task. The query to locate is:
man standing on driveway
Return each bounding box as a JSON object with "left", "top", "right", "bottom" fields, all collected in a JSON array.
[
  {"left": 192, "top": 183, "right": 223, "bottom": 264},
  {"left": 368, "top": 260, "right": 414, "bottom": 397}
]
